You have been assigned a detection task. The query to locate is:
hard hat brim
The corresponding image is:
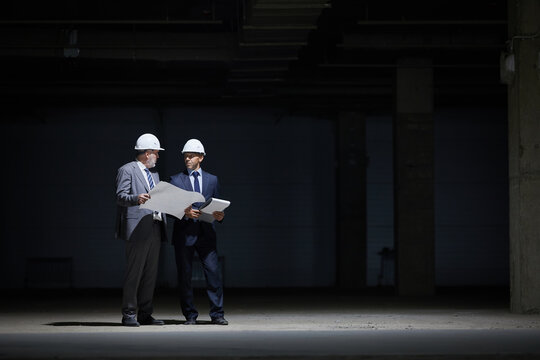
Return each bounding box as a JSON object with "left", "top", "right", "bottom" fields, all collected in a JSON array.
[
  {"left": 135, "top": 146, "right": 165, "bottom": 151},
  {"left": 181, "top": 151, "right": 205, "bottom": 155}
]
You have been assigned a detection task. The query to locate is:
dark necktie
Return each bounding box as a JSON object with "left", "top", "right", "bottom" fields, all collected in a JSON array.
[
  {"left": 144, "top": 168, "right": 154, "bottom": 189},
  {"left": 192, "top": 171, "right": 200, "bottom": 193}
]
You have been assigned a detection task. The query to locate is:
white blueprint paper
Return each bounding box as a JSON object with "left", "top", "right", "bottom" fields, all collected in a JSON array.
[{"left": 140, "top": 181, "right": 205, "bottom": 220}]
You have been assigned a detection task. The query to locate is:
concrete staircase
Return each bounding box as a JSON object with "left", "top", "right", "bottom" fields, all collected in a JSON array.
[{"left": 227, "top": 0, "right": 330, "bottom": 97}]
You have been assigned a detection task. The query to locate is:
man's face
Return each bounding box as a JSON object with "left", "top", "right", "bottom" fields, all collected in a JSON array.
[
  {"left": 145, "top": 150, "right": 159, "bottom": 168},
  {"left": 184, "top": 152, "right": 204, "bottom": 170}
]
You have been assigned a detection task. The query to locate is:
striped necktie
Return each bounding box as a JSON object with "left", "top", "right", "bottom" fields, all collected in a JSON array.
[{"left": 144, "top": 168, "right": 154, "bottom": 189}]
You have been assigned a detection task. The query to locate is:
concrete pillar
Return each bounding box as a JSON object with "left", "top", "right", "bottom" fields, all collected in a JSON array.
[
  {"left": 508, "top": 0, "right": 540, "bottom": 313},
  {"left": 337, "top": 112, "right": 367, "bottom": 288},
  {"left": 394, "top": 58, "right": 435, "bottom": 296}
]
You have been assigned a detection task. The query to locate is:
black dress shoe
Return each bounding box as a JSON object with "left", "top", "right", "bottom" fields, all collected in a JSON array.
[
  {"left": 122, "top": 317, "right": 140, "bottom": 327},
  {"left": 184, "top": 318, "right": 197, "bottom": 325},
  {"left": 211, "top": 317, "right": 228, "bottom": 325},
  {"left": 138, "top": 316, "right": 165, "bottom": 326}
]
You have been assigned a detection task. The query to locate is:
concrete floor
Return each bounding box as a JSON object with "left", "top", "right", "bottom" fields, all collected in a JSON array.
[{"left": 1, "top": 288, "right": 540, "bottom": 359}]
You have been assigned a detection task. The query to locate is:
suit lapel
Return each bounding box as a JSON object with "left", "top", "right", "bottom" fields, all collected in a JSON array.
[
  {"left": 133, "top": 162, "right": 150, "bottom": 192},
  {"left": 181, "top": 170, "right": 193, "bottom": 191},
  {"left": 201, "top": 170, "right": 210, "bottom": 198}
]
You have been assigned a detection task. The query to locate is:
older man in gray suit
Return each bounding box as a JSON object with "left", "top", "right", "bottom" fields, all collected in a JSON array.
[{"left": 116, "top": 133, "right": 167, "bottom": 327}]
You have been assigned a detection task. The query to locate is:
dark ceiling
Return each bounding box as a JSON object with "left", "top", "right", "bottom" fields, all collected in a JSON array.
[{"left": 0, "top": 0, "right": 508, "bottom": 109}]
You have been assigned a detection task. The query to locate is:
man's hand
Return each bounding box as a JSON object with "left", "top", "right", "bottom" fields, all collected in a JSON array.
[
  {"left": 213, "top": 211, "right": 225, "bottom": 221},
  {"left": 184, "top": 205, "right": 201, "bottom": 219},
  {"left": 138, "top": 193, "right": 151, "bottom": 204}
]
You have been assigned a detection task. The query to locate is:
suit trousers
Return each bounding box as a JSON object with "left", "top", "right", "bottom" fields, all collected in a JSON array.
[
  {"left": 174, "top": 238, "right": 224, "bottom": 320},
  {"left": 122, "top": 217, "right": 162, "bottom": 318}
]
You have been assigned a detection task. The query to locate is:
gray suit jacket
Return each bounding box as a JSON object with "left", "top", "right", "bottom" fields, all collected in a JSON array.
[{"left": 115, "top": 161, "right": 167, "bottom": 242}]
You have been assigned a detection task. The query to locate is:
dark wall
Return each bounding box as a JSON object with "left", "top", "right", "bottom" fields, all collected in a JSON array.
[
  {"left": 1, "top": 105, "right": 508, "bottom": 289},
  {"left": 365, "top": 108, "right": 508, "bottom": 287},
  {"left": 1, "top": 106, "right": 336, "bottom": 289},
  {"left": 434, "top": 108, "right": 508, "bottom": 286}
]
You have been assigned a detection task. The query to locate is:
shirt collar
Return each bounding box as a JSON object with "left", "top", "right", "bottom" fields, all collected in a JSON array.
[
  {"left": 188, "top": 168, "right": 202, "bottom": 176},
  {"left": 137, "top": 161, "right": 147, "bottom": 171}
]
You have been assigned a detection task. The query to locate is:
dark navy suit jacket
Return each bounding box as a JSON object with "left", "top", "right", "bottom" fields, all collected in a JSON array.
[{"left": 169, "top": 169, "right": 220, "bottom": 247}]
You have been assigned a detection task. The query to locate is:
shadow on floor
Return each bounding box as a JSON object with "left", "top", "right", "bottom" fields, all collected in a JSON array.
[{"left": 44, "top": 319, "right": 218, "bottom": 326}]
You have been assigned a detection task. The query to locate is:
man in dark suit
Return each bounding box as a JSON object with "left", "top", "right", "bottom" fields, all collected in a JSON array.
[
  {"left": 169, "top": 138, "right": 228, "bottom": 325},
  {"left": 115, "top": 133, "right": 167, "bottom": 327}
]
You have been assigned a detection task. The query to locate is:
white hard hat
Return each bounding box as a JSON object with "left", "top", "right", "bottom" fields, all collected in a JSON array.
[
  {"left": 182, "top": 139, "right": 205, "bottom": 155},
  {"left": 134, "top": 133, "right": 164, "bottom": 151}
]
